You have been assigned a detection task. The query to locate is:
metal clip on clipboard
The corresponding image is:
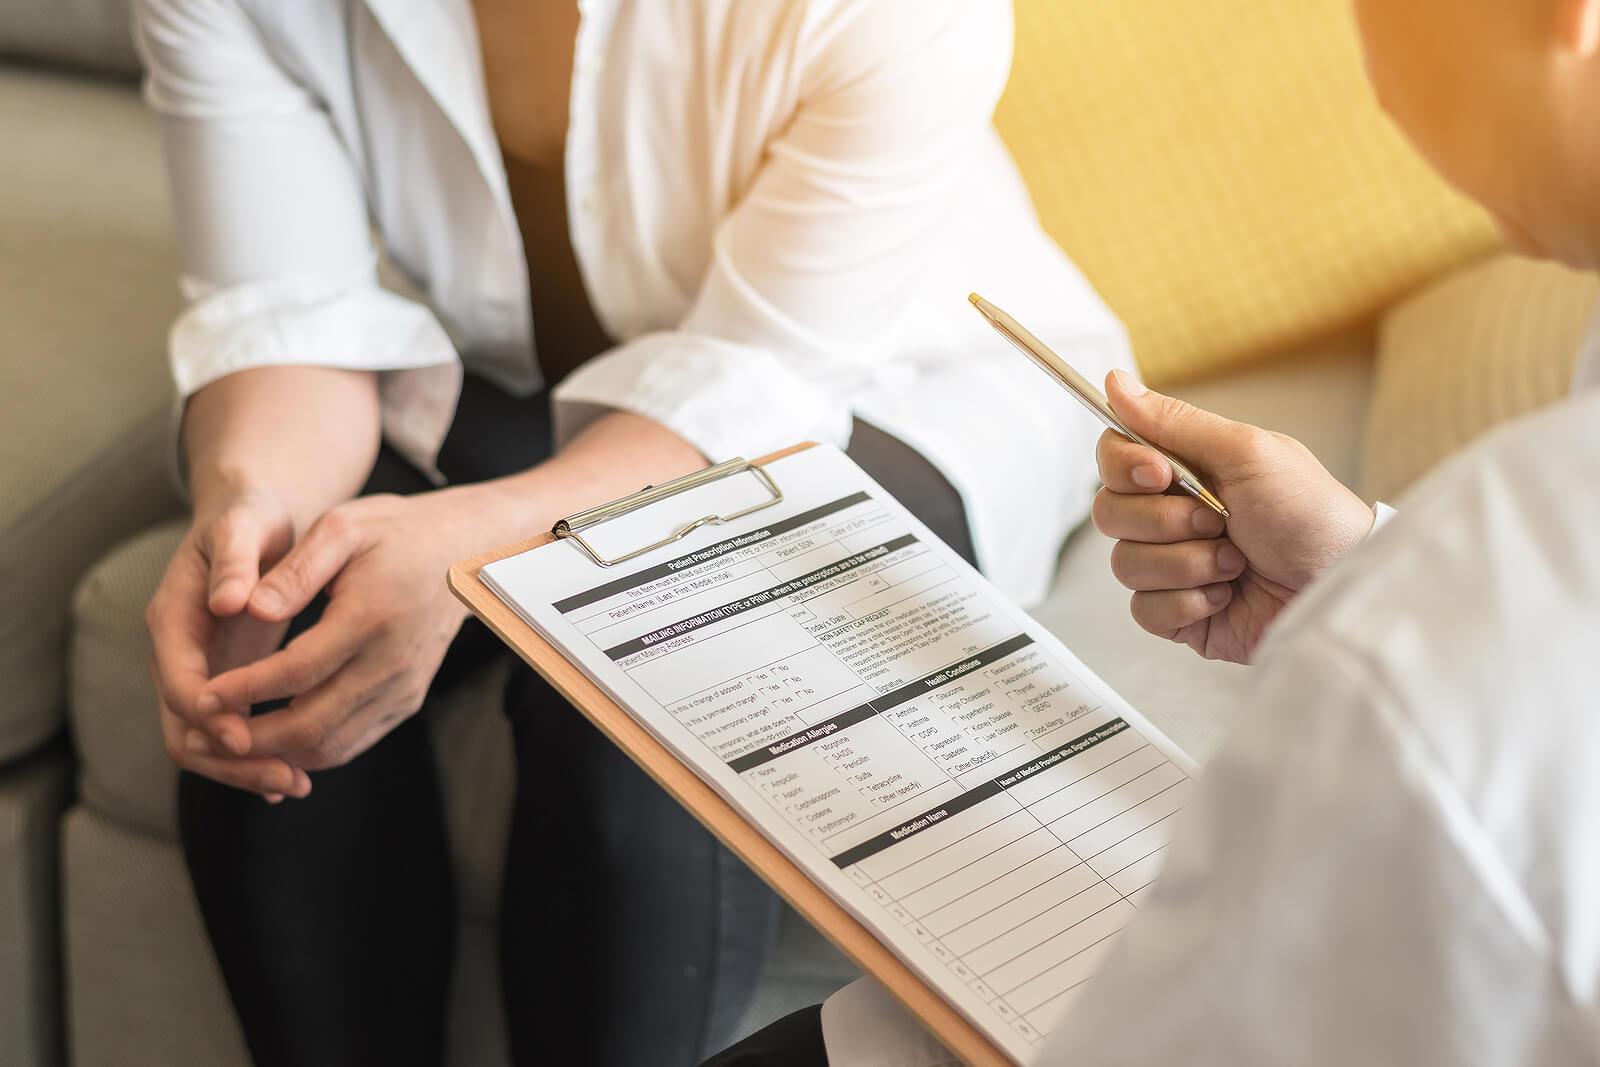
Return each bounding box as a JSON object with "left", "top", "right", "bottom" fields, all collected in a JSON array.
[{"left": 551, "top": 457, "right": 785, "bottom": 568}]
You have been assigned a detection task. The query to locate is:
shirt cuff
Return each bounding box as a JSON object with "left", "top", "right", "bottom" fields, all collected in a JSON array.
[
  {"left": 550, "top": 331, "right": 856, "bottom": 462},
  {"left": 170, "top": 269, "right": 459, "bottom": 397},
  {"left": 166, "top": 268, "right": 463, "bottom": 490}
]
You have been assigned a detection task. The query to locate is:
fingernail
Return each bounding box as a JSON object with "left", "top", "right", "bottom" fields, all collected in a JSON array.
[
  {"left": 251, "top": 586, "right": 283, "bottom": 616},
  {"left": 1113, "top": 369, "right": 1148, "bottom": 397},
  {"left": 1132, "top": 464, "right": 1167, "bottom": 489},
  {"left": 1216, "top": 543, "right": 1245, "bottom": 573},
  {"left": 196, "top": 692, "right": 220, "bottom": 716},
  {"left": 1205, "top": 583, "right": 1232, "bottom": 606},
  {"left": 184, "top": 730, "right": 210, "bottom": 755},
  {"left": 264, "top": 794, "right": 284, "bottom": 805},
  {"left": 1191, "top": 508, "right": 1226, "bottom": 537}
]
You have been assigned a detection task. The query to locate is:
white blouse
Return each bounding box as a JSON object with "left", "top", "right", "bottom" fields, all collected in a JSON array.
[{"left": 133, "top": 0, "right": 1133, "bottom": 605}]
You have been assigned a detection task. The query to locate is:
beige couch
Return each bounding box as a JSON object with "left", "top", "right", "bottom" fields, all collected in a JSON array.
[{"left": 8, "top": 7, "right": 1583, "bottom": 1065}]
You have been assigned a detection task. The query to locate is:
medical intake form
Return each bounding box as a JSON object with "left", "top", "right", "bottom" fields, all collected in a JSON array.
[{"left": 481, "top": 446, "right": 1198, "bottom": 1063}]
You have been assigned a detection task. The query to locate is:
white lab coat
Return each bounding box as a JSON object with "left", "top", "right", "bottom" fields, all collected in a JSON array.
[{"left": 824, "top": 334, "right": 1600, "bottom": 1064}]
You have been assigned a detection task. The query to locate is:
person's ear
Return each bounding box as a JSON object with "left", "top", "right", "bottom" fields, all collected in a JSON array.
[{"left": 1554, "top": 0, "right": 1600, "bottom": 56}]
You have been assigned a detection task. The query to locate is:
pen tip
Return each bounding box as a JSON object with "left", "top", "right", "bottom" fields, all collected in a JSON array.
[{"left": 968, "top": 292, "right": 983, "bottom": 308}]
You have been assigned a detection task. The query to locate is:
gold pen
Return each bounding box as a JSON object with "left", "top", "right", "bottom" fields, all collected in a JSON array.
[{"left": 968, "top": 293, "right": 1229, "bottom": 519}]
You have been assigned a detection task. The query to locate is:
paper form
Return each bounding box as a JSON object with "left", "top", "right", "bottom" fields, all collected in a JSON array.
[{"left": 481, "top": 446, "right": 1198, "bottom": 1064}]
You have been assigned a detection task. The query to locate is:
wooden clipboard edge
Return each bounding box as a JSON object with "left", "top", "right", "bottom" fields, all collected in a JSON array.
[{"left": 447, "top": 443, "right": 1011, "bottom": 1067}]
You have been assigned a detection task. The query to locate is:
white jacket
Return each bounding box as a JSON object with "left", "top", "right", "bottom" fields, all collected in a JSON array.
[{"left": 133, "top": 0, "right": 1134, "bottom": 605}]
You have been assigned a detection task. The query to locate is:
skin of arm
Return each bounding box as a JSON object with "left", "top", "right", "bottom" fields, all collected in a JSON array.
[
  {"left": 183, "top": 364, "right": 383, "bottom": 539},
  {"left": 473, "top": 408, "right": 708, "bottom": 538}
]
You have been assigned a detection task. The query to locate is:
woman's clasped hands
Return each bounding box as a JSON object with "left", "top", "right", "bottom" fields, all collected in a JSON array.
[{"left": 146, "top": 481, "right": 509, "bottom": 801}]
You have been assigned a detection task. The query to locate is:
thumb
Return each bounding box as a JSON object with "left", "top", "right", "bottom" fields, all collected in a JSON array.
[
  {"left": 205, "top": 507, "right": 270, "bottom": 616},
  {"left": 1105, "top": 370, "right": 1260, "bottom": 470},
  {"left": 248, "top": 509, "right": 361, "bottom": 622}
]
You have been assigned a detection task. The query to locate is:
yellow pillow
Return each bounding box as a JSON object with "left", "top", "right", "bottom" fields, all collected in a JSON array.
[
  {"left": 996, "top": 0, "right": 1498, "bottom": 384},
  {"left": 1360, "top": 254, "right": 1597, "bottom": 503}
]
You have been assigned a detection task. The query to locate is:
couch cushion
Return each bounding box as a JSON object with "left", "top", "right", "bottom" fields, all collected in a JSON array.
[
  {"left": 69, "top": 522, "right": 184, "bottom": 841},
  {"left": 0, "top": 67, "right": 183, "bottom": 761},
  {"left": 0, "top": 0, "right": 139, "bottom": 78},
  {"left": 1361, "top": 254, "right": 1599, "bottom": 503},
  {"left": 996, "top": 0, "right": 1496, "bottom": 385},
  {"left": 60, "top": 808, "right": 250, "bottom": 1067}
]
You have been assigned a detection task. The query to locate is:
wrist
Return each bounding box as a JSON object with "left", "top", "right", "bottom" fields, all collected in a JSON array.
[
  {"left": 181, "top": 366, "right": 381, "bottom": 534},
  {"left": 1340, "top": 485, "right": 1379, "bottom": 546},
  {"left": 189, "top": 460, "right": 345, "bottom": 541},
  {"left": 430, "top": 412, "right": 707, "bottom": 556},
  {"left": 435, "top": 476, "right": 557, "bottom": 557},
  {"left": 1312, "top": 484, "right": 1378, "bottom": 581},
  {"left": 189, "top": 461, "right": 276, "bottom": 519}
]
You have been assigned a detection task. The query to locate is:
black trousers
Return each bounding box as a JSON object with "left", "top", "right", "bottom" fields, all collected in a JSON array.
[
  {"left": 180, "top": 377, "right": 976, "bottom": 1067},
  {"left": 702, "top": 1005, "right": 830, "bottom": 1067}
]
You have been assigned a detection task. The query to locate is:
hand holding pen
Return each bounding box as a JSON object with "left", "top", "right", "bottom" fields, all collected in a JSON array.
[
  {"left": 969, "top": 292, "right": 1375, "bottom": 665},
  {"left": 1092, "top": 369, "right": 1376, "bottom": 663}
]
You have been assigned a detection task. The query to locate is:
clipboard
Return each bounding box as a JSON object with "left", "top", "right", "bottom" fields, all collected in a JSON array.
[{"left": 448, "top": 442, "right": 1011, "bottom": 1066}]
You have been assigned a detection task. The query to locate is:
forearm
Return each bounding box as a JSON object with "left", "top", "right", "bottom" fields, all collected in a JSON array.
[
  {"left": 182, "top": 365, "right": 381, "bottom": 530},
  {"left": 466, "top": 411, "right": 707, "bottom": 545}
]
